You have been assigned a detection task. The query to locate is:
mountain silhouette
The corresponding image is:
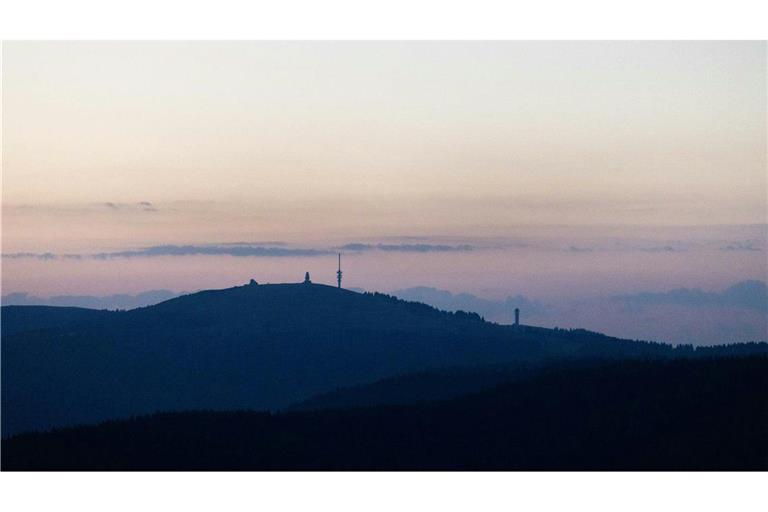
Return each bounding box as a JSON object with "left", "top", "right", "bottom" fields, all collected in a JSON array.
[{"left": 3, "top": 282, "right": 766, "bottom": 437}]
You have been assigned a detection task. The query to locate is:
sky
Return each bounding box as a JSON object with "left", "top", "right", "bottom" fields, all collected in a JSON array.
[{"left": 2, "top": 41, "right": 766, "bottom": 342}]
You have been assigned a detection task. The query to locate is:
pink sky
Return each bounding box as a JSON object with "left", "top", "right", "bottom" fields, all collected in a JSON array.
[{"left": 2, "top": 42, "right": 766, "bottom": 343}]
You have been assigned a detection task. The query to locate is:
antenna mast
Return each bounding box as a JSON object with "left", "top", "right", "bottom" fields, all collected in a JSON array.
[{"left": 336, "top": 253, "right": 343, "bottom": 288}]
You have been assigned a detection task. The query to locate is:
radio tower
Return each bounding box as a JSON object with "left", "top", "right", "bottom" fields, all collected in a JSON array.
[{"left": 336, "top": 253, "right": 343, "bottom": 288}]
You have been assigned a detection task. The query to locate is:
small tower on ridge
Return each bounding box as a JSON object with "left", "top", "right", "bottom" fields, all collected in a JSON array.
[
  {"left": 514, "top": 308, "right": 520, "bottom": 327},
  {"left": 336, "top": 253, "right": 343, "bottom": 289},
  {"left": 303, "top": 272, "right": 312, "bottom": 284}
]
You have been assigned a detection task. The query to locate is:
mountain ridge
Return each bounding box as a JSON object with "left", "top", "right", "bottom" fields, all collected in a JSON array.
[{"left": 3, "top": 282, "right": 766, "bottom": 438}]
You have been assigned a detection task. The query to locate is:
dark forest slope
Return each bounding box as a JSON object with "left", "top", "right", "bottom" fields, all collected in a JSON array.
[
  {"left": 4, "top": 357, "right": 766, "bottom": 470},
  {"left": 289, "top": 362, "right": 542, "bottom": 411}
]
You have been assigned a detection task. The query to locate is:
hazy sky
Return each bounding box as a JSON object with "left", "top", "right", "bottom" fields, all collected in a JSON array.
[
  {"left": 2, "top": 41, "right": 767, "bottom": 326},
  {"left": 4, "top": 42, "right": 766, "bottom": 222}
]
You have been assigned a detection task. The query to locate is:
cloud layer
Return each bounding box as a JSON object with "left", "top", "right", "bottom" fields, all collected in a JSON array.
[
  {"left": 613, "top": 280, "right": 768, "bottom": 312},
  {"left": 2, "top": 244, "right": 332, "bottom": 260},
  {"left": 3, "top": 242, "right": 476, "bottom": 260},
  {"left": 92, "top": 245, "right": 332, "bottom": 259},
  {"left": 337, "top": 243, "right": 473, "bottom": 253}
]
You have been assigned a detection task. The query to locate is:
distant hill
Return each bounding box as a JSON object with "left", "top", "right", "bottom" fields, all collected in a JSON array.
[
  {"left": 289, "top": 362, "right": 542, "bottom": 411},
  {"left": 291, "top": 345, "right": 768, "bottom": 411},
  {"left": 4, "top": 357, "right": 766, "bottom": 470},
  {"left": 2, "top": 289, "right": 181, "bottom": 311},
  {"left": 1, "top": 306, "right": 116, "bottom": 336},
  {"left": 3, "top": 282, "right": 766, "bottom": 437}
]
